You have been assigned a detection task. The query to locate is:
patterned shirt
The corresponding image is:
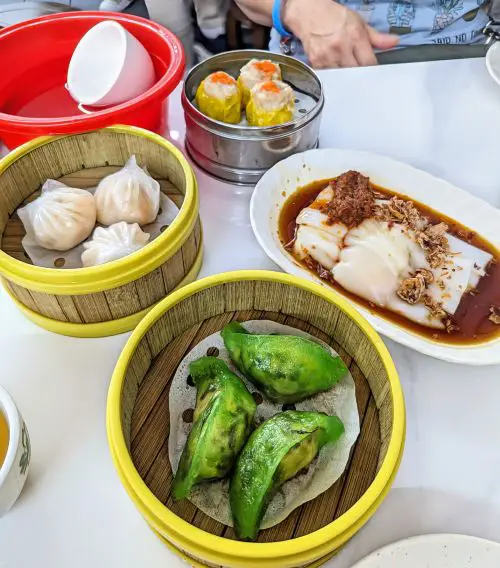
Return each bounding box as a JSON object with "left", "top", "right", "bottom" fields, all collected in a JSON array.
[{"left": 270, "top": 0, "right": 488, "bottom": 57}]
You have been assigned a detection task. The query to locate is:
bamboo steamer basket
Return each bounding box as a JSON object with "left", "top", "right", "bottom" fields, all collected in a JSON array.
[
  {"left": 0, "top": 126, "right": 202, "bottom": 338},
  {"left": 107, "top": 271, "right": 405, "bottom": 568}
]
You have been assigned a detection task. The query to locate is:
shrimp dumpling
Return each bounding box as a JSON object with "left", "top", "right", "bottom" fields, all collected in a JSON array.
[
  {"left": 18, "top": 180, "right": 96, "bottom": 251},
  {"left": 81, "top": 222, "right": 150, "bottom": 267},
  {"left": 94, "top": 156, "right": 160, "bottom": 226}
]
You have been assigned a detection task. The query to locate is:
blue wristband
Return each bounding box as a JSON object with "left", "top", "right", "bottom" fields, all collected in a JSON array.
[{"left": 272, "top": 0, "right": 293, "bottom": 38}]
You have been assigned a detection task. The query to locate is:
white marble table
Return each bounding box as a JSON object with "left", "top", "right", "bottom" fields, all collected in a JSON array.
[{"left": 1, "top": 57, "right": 500, "bottom": 568}]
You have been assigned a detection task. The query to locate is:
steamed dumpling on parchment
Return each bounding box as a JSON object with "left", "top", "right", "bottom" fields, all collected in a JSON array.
[
  {"left": 81, "top": 222, "right": 149, "bottom": 267},
  {"left": 221, "top": 321, "right": 348, "bottom": 403},
  {"left": 18, "top": 180, "right": 96, "bottom": 252},
  {"left": 94, "top": 155, "right": 160, "bottom": 226}
]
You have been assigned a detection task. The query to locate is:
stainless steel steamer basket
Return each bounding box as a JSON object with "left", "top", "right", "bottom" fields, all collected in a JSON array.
[{"left": 182, "top": 50, "right": 324, "bottom": 185}]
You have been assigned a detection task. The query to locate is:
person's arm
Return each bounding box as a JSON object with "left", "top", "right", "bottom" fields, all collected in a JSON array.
[
  {"left": 193, "top": 0, "right": 232, "bottom": 37},
  {"left": 235, "top": 0, "right": 274, "bottom": 27},
  {"left": 235, "top": 0, "right": 399, "bottom": 68}
]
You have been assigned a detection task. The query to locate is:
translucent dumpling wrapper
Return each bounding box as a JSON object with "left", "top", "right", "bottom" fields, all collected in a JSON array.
[
  {"left": 238, "top": 59, "right": 281, "bottom": 106},
  {"left": 81, "top": 222, "right": 150, "bottom": 267},
  {"left": 195, "top": 71, "right": 242, "bottom": 124},
  {"left": 94, "top": 155, "right": 160, "bottom": 226},
  {"left": 169, "top": 320, "right": 360, "bottom": 530},
  {"left": 294, "top": 225, "right": 342, "bottom": 270},
  {"left": 333, "top": 219, "right": 423, "bottom": 307},
  {"left": 18, "top": 180, "right": 96, "bottom": 252},
  {"left": 293, "top": 199, "right": 348, "bottom": 269},
  {"left": 246, "top": 80, "right": 294, "bottom": 127},
  {"left": 22, "top": 191, "right": 179, "bottom": 270}
]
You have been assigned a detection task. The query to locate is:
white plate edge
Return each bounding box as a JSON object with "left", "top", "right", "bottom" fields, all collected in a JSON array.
[
  {"left": 249, "top": 149, "right": 500, "bottom": 365},
  {"left": 350, "top": 533, "right": 500, "bottom": 567}
]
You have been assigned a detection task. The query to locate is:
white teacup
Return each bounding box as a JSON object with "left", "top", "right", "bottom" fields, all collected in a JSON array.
[
  {"left": 67, "top": 20, "right": 155, "bottom": 107},
  {"left": 0, "top": 386, "right": 30, "bottom": 517}
]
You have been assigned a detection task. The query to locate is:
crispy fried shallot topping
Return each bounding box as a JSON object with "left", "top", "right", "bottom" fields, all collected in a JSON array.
[
  {"left": 489, "top": 306, "right": 500, "bottom": 325},
  {"left": 397, "top": 274, "right": 427, "bottom": 305},
  {"left": 375, "top": 197, "right": 451, "bottom": 269},
  {"left": 422, "top": 294, "right": 448, "bottom": 321},
  {"left": 414, "top": 268, "right": 434, "bottom": 285}
]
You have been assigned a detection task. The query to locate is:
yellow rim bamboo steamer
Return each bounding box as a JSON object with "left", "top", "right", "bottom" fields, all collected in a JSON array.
[
  {"left": 0, "top": 125, "right": 202, "bottom": 337},
  {"left": 108, "top": 441, "right": 403, "bottom": 568},
  {"left": 0, "top": 126, "right": 199, "bottom": 295},
  {"left": 107, "top": 270, "right": 405, "bottom": 568},
  {"left": 2, "top": 242, "right": 203, "bottom": 337}
]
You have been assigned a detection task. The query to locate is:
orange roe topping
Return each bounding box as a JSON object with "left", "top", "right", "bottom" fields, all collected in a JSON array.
[
  {"left": 259, "top": 81, "right": 281, "bottom": 94},
  {"left": 253, "top": 61, "right": 278, "bottom": 75},
  {"left": 210, "top": 72, "right": 236, "bottom": 85}
]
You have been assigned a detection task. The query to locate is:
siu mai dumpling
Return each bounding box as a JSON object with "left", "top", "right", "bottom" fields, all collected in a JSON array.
[
  {"left": 81, "top": 222, "right": 149, "bottom": 267},
  {"left": 94, "top": 156, "right": 160, "bottom": 226},
  {"left": 195, "top": 71, "right": 242, "bottom": 124},
  {"left": 246, "top": 80, "right": 294, "bottom": 127},
  {"left": 238, "top": 59, "right": 281, "bottom": 106},
  {"left": 18, "top": 180, "right": 96, "bottom": 252}
]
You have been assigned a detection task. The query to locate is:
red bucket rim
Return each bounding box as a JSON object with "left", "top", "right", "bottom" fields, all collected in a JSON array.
[{"left": 0, "top": 11, "right": 185, "bottom": 130}]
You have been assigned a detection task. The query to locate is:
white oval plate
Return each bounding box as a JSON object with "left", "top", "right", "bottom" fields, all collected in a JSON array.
[
  {"left": 250, "top": 149, "right": 500, "bottom": 365},
  {"left": 351, "top": 534, "right": 500, "bottom": 567},
  {"left": 486, "top": 42, "right": 500, "bottom": 89}
]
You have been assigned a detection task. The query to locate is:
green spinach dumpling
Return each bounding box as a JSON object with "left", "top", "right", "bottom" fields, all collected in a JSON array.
[
  {"left": 172, "top": 356, "right": 257, "bottom": 501},
  {"left": 230, "top": 410, "right": 344, "bottom": 540},
  {"left": 221, "top": 322, "right": 348, "bottom": 403}
]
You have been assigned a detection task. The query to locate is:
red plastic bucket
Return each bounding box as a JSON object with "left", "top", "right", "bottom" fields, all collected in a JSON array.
[{"left": 0, "top": 12, "right": 185, "bottom": 149}]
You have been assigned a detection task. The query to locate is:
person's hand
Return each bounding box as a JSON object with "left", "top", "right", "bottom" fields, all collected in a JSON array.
[{"left": 283, "top": 0, "right": 399, "bottom": 68}]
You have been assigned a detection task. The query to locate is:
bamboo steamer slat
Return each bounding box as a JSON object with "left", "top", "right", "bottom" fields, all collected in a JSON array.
[
  {"left": 107, "top": 271, "right": 406, "bottom": 568},
  {"left": 0, "top": 126, "right": 202, "bottom": 337}
]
